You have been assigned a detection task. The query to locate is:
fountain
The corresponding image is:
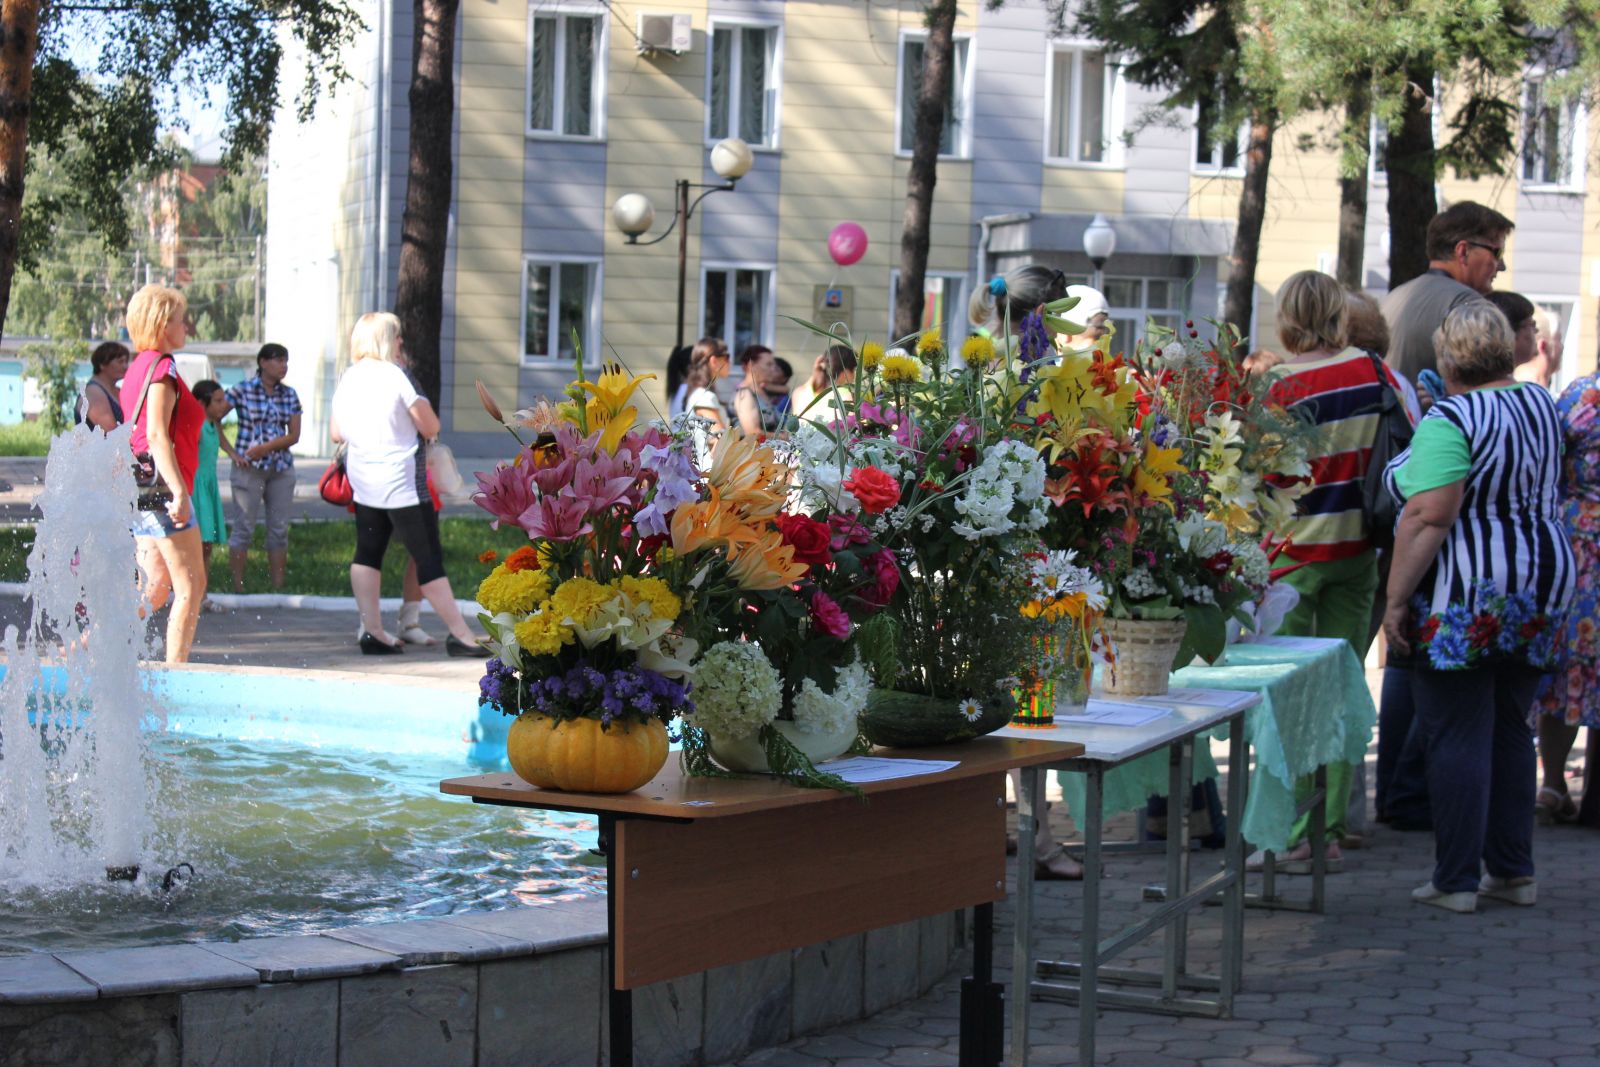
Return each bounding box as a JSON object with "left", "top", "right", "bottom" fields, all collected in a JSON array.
[{"left": 0, "top": 422, "right": 164, "bottom": 887}]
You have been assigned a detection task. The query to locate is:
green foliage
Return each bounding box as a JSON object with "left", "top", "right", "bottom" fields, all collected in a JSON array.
[
  {"left": 20, "top": 340, "right": 85, "bottom": 434},
  {"left": 757, "top": 724, "right": 863, "bottom": 796},
  {"left": 0, "top": 421, "right": 53, "bottom": 457},
  {"left": 10, "top": 144, "right": 266, "bottom": 342}
]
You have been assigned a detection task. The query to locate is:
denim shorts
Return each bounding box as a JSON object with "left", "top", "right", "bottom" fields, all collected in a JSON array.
[{"left": 130, "top": 508, "right": 193, "bottom": 539}]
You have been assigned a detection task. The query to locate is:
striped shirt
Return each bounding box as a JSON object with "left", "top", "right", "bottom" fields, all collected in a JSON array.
[
  {"left": 1267, "top": 348, "right": 1407, "bottom": 564},
  {"left": 1384, "top": 384, "right": 1576, "bottom": 671}
]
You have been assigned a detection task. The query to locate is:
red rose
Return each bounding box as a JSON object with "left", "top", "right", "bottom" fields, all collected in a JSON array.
[
  {"left": 828, "top": 513, "right": 872, "bottom": 551},
  {"left": 809, "top": 590, "right": 852, "bottom": 639},
  {"left": 775, "top": 513, "right": 833, "bottom": 568},
  {"left": 859, "top": 547, "right": 901, "bottom": 608},
  {"left": 842, "top": 466, "right": 902, "bottom": 514}
]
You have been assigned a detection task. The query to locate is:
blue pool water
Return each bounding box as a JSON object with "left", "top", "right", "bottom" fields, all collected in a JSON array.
[{"left": 0, "top": 667, "right": 604, "bottom": 954}]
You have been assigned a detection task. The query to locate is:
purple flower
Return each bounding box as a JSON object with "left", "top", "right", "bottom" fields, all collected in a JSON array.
[
  {"left": 636, "top": 444, "right": 701, "bottom": 538},
  {"left": 1018, "top": 311, "right": 1052, "bottom": 373}
]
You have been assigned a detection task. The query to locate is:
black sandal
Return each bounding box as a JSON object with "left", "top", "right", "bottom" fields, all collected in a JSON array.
[{"left": 359, "top": 632, "right": 404, "bottom": 656}]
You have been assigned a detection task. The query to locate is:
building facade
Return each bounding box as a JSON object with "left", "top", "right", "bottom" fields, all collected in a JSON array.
[{"left": 264, "top": 0, "right": 1599, "bottom": 454}]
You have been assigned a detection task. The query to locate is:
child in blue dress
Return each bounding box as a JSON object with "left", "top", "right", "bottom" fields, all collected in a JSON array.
[{"left": 191, "top": 380, "right": 243, "bottom": 608}]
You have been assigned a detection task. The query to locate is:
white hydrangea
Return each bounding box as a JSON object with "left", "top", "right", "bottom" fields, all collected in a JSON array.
[
  {"left": 1232, "top": 540, "right": 1272, "bottom": 589},
  {"left": 1180, "top": 579, "right": 1217, "bottom": 605},
  {"left": 688, "top": 641, "right": 782, "bottom": 739},
  {"left": 792, "top": 658, "right": 873, "bottom": 736},
  {"left": 1121, "top": 566, "right": 1164, "bottom": 599}
]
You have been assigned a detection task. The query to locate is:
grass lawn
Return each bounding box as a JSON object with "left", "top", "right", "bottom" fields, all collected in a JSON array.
[
  {"left": 0, "top": 516, "right": 532, "bottom": 598},
  {"left": 0, "top": 421, "right": 53, "bottom": 457}
]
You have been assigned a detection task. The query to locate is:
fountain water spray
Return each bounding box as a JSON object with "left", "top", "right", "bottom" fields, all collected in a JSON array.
[{"left": 0, "top": 422, "right": 165, "bottom": 886}]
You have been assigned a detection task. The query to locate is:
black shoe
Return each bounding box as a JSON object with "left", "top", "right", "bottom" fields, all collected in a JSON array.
[
  {"left": 446, "top": 635, "right": 492, "bottom": 658},
  {"left": 359, "top": 632, "right": 404, "bottom": 656}
]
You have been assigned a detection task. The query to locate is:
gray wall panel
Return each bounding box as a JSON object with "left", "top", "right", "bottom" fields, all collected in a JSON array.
[
  {"left": 1512, "top": 191, "right": 1585, "bottom": 299},
  {"left": 971, "top": 5, "right": 1045, "bottom": 224}
]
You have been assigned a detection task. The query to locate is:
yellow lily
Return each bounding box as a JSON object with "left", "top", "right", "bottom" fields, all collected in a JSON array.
[{"left": 575, "top": 364, "right": 656, "bottom": 452}]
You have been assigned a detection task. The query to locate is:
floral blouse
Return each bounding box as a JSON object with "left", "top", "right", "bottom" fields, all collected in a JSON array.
[{"left": 1556, "top": 373, "right": 1600, "bottom": 507}]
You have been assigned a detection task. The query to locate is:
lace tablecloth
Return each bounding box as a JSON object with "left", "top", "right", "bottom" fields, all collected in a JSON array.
[{"left": 1057, "top": 638, "right": 1376, "bottom": 852}]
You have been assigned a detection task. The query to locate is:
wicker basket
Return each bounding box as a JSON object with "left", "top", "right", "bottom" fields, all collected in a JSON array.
[{"left": 1103, "top": 616, "right": 1189, "bottom": 697}]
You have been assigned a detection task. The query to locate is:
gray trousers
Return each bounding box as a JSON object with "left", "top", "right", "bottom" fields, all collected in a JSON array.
[{"left": 229, "top": 466, "right": 295, "bottom": 551}]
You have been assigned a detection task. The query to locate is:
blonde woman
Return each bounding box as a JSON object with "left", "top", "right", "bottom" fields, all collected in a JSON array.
[
  {"left": 118, "top": 285, "right": 208, "bottom": 663},
  {"left": 330, "top": 313, "right": 488, "bottom": 657}
]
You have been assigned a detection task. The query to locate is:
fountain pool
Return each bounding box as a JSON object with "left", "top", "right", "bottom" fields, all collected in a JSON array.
[{"left": 0, "top": 664, "right": 601, "bottom": 955}]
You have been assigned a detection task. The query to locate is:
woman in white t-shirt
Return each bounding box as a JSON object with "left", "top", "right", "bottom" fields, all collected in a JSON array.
[
  {"left": 330, "top": 312, "right": 489, "bottom": 658},
  {"left": 681, "top": 336, "right": 731, "bottom": 431}
]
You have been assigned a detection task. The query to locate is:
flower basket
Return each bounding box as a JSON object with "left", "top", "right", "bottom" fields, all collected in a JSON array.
[
  {"left": 860, "top": 688, "right": 1015, "bottom": 748},
  {"left": 1103, "top": 616, "right": 1189, "bottom": 697}
]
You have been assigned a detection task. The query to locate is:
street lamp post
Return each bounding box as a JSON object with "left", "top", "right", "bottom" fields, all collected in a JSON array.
[
  {"left": 611, "top": 138, "right": 755, "bottom": 351},
  {"left": 1082, "top": 212, "right": 1117, "bottom": 291}
]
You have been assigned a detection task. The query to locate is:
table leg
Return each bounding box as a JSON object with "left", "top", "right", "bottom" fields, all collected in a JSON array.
[
  {"left": 600, "top": 814, "right": 633, "bottom": 1067},
  {"left": 1221, "top": 716, "right": 1246, "bottom": 1005},
  {"left": 1079, "top": 765, "right": 1103, "bottom": 1065},
  {"left": 1162, "top": 739, "right": 1194, "bottom": 1000},
  {"left": 960, "top": 901, "right": 1003, "bottom": 1067},
  {"left": 1010, "top": 768, "right": 1043, "bottom": 1066}
]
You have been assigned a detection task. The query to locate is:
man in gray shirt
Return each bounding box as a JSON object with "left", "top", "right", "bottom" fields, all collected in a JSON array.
[{"left": 1380, "top": 201, "right": 1513, "bottom": 387}]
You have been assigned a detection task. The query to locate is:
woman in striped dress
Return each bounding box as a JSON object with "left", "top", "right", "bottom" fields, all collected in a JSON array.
[{"left": 1383, "top": 301, "right": 1576, "bottom": 914}]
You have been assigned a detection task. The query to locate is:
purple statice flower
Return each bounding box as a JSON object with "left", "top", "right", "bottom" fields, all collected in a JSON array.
[{"left": 1017, "top": 311, "right": 1053, "bottom": 381}]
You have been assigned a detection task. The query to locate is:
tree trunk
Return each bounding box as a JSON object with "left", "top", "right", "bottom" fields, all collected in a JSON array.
[
  {"left": 1223, "top": 107, "right": 1275, "bottom": 355},
  {"left": 0, "top": 0, "right": 41, "bottom": 340},
  {"left": 1336, "top": 77, "right": 1370, "bottom": 290},
  {"left": 394, "top": 0, "right": 458, "bottom": 407},
  {"left": 1384, "top": 63, "right": 1436, "bottom": 290},
  {"left": 894, "top": 0, "right": 957, "bottom": 341}
]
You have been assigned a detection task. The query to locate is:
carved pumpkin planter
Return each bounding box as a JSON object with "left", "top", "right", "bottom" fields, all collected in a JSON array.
[{"left": 506, "top": 713, "right": 669, "bottom": 794}]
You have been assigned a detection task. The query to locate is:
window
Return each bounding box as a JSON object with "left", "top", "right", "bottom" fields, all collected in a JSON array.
[
  {"left": 1046, "top": 43, "right": 1120, "bottom": 164},
  {"left": 702, "top": 266, "right": 774, "bottom": 355},
  {"left": 524, "top": 258, "right": 600, "bottom": 364},
  {"left": 1194, "top": 97, "right": 1244, "bottom": 174},
  {"left": 1102, "top": 277, "right": 1184, "bottom": 351},
  {"left": 528, "top": 11, "right": 604, "bottom": 138},
  {"left": 1522, "top": 76, "right": 1582, "bottom": 188},
  {"left": 888, "top": 271, "right": 969, "bottom": 348},
  {"left": 897, "top": 35, "right": 972, "bottom": 157},
  {"left": 709, "top": 24, "right": 780, "bottom": 148}
]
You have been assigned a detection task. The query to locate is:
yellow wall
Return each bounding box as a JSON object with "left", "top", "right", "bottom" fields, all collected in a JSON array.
[{"left": 451, "top": 0, "right": 531, "bottom": 432}]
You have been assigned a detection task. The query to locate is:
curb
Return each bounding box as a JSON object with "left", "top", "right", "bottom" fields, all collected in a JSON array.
[{"left": 0, "top": 583, "right": 482, "bottom": 617}]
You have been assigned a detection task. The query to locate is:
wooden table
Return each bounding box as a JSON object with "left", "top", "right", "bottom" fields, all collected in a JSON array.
[
  {"left": 995, "top": 690, "right": 1259, "bottom": 1066},
  {"left": 442, "top": 736, "right": 1082, "bottom": 1067}
]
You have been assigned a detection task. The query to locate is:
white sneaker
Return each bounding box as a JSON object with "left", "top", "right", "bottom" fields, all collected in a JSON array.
[
  {"left": 1412, "top": 881, "right": 1477, "bottom": 913},
  {"left": 1478, "top": 875, "right": 1536, "bottom": 906}
]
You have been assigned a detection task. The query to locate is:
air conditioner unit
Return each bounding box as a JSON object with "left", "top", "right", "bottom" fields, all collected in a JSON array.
[{"left": 637, "top": 13, "right": 692, "bottom": 55}]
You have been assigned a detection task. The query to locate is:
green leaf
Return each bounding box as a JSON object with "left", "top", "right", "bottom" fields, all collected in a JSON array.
[{"left": 1182, "top": 602, "right": 1227, "bottom": 665}]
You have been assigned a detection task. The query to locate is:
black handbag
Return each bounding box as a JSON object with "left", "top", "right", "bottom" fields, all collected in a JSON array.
[
  {"left": 1359, "top": 351, "right": 1414, "bottom": 553},
  {"left": 130, "top": 355, "right": 175, "bottom": 513}
]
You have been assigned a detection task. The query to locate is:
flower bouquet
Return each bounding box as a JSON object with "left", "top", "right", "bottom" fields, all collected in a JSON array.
[
  {"left": 471, "top": 366, "right": 696, "bottom": 793},
  {"left": 666, "top": 429, "right": 898, "bottom": 791},
  {"left": 791, "top": 323, "right": 1057, "bottom": 746}
]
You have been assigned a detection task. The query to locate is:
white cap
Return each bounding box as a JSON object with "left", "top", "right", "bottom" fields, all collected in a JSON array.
[{"left": 1064, "top": 285, "right": 1109, "bottom": 323}]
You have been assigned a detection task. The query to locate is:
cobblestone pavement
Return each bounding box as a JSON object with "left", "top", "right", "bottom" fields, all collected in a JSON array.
[
  {"left": 729, "top": 794, "right": 1600, "bottom": 1067},
  {"left": 1, "top": 592, "right": 1594, "bottom": 1066}
]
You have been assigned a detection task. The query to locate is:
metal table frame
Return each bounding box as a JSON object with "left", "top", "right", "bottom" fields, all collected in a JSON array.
[{"left": 1006, "top": 696, "right": 1254, "bottom": 1066}]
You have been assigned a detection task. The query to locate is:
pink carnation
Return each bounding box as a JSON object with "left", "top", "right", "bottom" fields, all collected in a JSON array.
[{"left": 809, "top": 590, "right": 852, "bottom": 640}]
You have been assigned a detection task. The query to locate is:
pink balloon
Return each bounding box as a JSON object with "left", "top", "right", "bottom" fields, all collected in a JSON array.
[{"left": 827, "top": 222, "right": 868, "bottom": 267}]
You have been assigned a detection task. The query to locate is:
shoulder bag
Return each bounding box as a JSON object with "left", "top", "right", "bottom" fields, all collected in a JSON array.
[
  {"left": 1359, "top": 351, "right": 1414, "bottom": 553},
  {"left": 130, "top": 355, "right": 175, "bottom": 513},
  {"left": 319, "top": 445, "right": 354, "bottom": 508}
]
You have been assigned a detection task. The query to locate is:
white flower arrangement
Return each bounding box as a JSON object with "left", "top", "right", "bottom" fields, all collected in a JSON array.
[
  {"left": 950, "top": 438, "right": 1049, "bottom": 540},
  {"left": 686, "top": 640, "right": 782, "bottom": 738},
  {"left": 791, "top": 658, "right": 873, "bottom": 736}
]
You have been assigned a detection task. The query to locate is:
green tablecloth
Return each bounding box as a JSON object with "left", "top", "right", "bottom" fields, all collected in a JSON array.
[{"left": 1058, "top": 639, "right": 1376, "bottom": 852}]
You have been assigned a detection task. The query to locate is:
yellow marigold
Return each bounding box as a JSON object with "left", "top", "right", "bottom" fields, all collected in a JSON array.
[
  {"left": 916, "top": 327, "right": 943, "bottom": 358},
  {"left": 477, "top": 568, "right": 552, "bottom": 615},
  {"left": 960, "top": 334, "right": 995, "bottom": 367},
  {"left": 548, "top": 576, "right": 614, "bottom": 626},
  {"left": 859, "top": 341, "right": 885, "bottom": 369},
  {"left": 513, "top": 611, "right": 574, "bottom": 657},
  {"left": 880, "top": 354, "right": 924, "bottom": 384},
  {"left": 616, "top": 575, "right": 681, "bottom": 622}
]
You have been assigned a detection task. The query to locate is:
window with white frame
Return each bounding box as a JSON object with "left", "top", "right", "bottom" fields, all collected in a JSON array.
[
  {"left": 524, "top": 257, "right": 600, "bottom": 364},
  {"left": 897, "top": 35, "right": 972, "bottom": 157},
  {"left": 702, "top": 266, "right": 774, "bottom": 355},
  {"left": 709, "top": 24, "right": 780, "bottom": 148},
  {"left": 528, "top": 10, "right": 604, "bottom": 138},
  {"left": 1046, "top": 43, "right": 1120, "bottom": 164},
  {"left": 1193, "top": 97, "right": 1244, "bottom": 173},
  {"left": 1522, "top": 76, "right": 1582, "bottom": 188},
  {"left": 888, "top": 271, "right": 969, "bottom": 347},
  {"left": 1102, "top": 277, "right": 1184, "bottom": 351}
]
